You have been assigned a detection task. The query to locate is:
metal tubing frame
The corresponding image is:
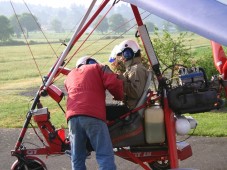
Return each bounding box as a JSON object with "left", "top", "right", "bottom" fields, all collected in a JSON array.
[
  {"left": 163, "top": 91, "right": 179, "bottom": 168},
  {"left": 12, "top": 1, "right": 182, "bottom": 169},
  {"left": 13, "top": 0, "right": 110, "bottom": 153},
  {"left": 44, "top": 0, "right": 101, "bottom": 89},
  {"left": 130, "top": 4, "right": 179, "bottom": 168},
  {"left": 14, "top": 90, "right": 41, "bottom": 150}
]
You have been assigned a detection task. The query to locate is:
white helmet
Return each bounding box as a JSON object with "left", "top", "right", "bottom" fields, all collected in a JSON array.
[
  {"left": 117, "top": 40, "right": 141, "bottom": 54},
  {"left": 76, "top": 56, "right": 97, "bottom": 68}
]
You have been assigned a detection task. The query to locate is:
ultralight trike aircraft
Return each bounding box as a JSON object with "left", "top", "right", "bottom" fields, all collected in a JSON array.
[{"left": 10, "top": 0, "right": 227, "bottom": 169}]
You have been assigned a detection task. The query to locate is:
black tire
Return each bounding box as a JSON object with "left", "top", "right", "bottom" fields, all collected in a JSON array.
[
  {"left": 12, "top": 159, "right": 46, "bottom": 170},
  {"left": 148, "top": 160, "right": 170, "bottom": 170}
]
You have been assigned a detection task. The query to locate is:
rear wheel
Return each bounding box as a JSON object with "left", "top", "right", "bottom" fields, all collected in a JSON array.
[
  {"left": 11, "top": 158, "right": 46, "bottom": 170},
  {"left": 148, "top": 160, "right": 170, "bottom": 170}
]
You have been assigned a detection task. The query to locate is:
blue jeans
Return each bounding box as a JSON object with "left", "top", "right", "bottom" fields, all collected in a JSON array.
[{"left": 68, "top": 116, "right": 116, "bottom": 170}]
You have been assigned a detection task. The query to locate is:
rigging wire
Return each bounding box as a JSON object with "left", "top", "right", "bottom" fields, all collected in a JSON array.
[
  {"left": 10, "top": 0, "right": 44, "bottom": 84},
  {"left": 22, "top": 0, "right": 59, "bottom": 59},
  {"left": 77, "top": 10, "right": 148, "bottom": 55},
  {"left": 16, "top": 0, "right": 151, "bottom": 84},
  {"left": 91, "top": 12, "right": 151, "bottom": 57},
  {"left": 53, "top": 11, "right": 151, "bottom": 83},
  {"left": 62, "top": 2, "right": 115, "bottom": 70},
  {"left": 30, "top": 122, "right": 48, "bottom": 148},
  {"left": 44, "top": 0, "right": 99, "bottom": 89},
  {"left": 10, "top": 0, "right": 151, "bottom": 84},
  {"left": 22, "top": 0, "right": 66, "bottom": 74},
  {"left": 62, "top": 8, "right": 150, "bottom": 69},
  {"left": 52, "top": 20, "right": 82, "bottom": 53},
  {"left": 176, "top": 126, "right": 197, "bottom": 143}
]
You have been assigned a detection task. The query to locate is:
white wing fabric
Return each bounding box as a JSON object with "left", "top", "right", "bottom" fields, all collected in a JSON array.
[{"left": 122, "top": 0, "right": 227, "bottom": 46}]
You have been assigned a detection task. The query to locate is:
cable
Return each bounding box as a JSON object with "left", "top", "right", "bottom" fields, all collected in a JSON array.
[
  {"left": 63, "top": 4, "right": 114, "bottom": 67},
  {"left": 22, "top": 0, "right": 59, "bottom": 59},
  {"left": 10, "top": 1, "right": 44, "bottom": 84},
  {"left": 176, "top": 126, "right": 197, "bottom": 143},
  {"left": 30, "top": 123, "right": 47, "bottom": 148},
  {"left": 54, "top": 11, "right": 151, "bottom": 83},
  {"left": 22, "top": 141, "right": 41, "bottom": 148}
]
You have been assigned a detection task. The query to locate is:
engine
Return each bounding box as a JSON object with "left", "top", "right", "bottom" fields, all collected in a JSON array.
[{"left": 167, "top": 67, "right": 221, "bottom": 114}]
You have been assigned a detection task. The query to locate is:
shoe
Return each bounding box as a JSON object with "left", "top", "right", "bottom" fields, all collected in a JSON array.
[{"left": 65, "top": 150, "right": 71, "bottom": 158}]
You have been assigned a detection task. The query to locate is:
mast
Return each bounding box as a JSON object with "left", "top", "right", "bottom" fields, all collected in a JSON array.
[{"left": 44, "top": 0, "right": 99, "bottom": 89}]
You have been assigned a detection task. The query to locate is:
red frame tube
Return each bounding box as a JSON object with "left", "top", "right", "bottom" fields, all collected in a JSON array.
[
  {"left": 131, "top": 4, "right": 179, "bottom": 168},
  {"left": 71, "top": 0, "right": 110, "bottom": 46},
  {"left": 131, "top": 5, "right": 143, "bottom": 26},
  {"left": 211, "top": 41, "right": 227, "bottom": 76},
  {"left": 12, "top": 2, "right": 191, "bottom": 169},
  {"left": 163, "top": 96, "right": 179, "bottom": 168},
  {"left": 211, "top": 41, "right": 227, "bottom": 97},
  {"left": 121, "top": 148, "right": 151, "bottom": 170}
]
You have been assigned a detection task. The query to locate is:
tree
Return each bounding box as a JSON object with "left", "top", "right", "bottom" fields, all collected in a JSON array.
[
  {"left": 0, "top": 15, "right": 13, "bottom": 42},
  {"left": 10, "top": 14, "right": 21, "bottom": 38},
  {"left": 93, "top": 15, "right": 109, "bottom": 34},
  {"left": 153, "top": 28, "right": 193, "bottom": 67},
  {"left": 68, "top": 4, "right": 85, "bottom": 29},
  {"left": 152, "top": 28, "right": 193, "bottom": 82},
  {"left": 108, "top": 14, "right": 128, "bottom": 34},
  {"left": 19, "top": 13, "right": 40, "bottom": 37},
  {"left": 50, "top": 19, "right": 64, "bottom": 33},
  {"left": 194, "top": 47, "right": 218, "bottom": 79}
]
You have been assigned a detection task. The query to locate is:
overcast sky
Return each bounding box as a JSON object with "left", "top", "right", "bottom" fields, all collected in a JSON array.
[
  {"left": 17, "top": 0, "right": 227, "bottom": 7},
  {"left": 1, "top": 0, "right": 99, "bottom": 8},
  {"left": 2, "top": 0, "right": 227, "bottom": 8}
]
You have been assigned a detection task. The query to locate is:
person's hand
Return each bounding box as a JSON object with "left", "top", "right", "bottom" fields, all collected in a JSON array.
[
  {"left": 117, "top": 72, "right": 124, "bottom": 80},
  {"left": 116, "top": 70, "right": 122, "bottom": 75}
]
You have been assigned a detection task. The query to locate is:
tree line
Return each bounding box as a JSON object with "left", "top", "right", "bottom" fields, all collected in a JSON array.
[
  {"left": 0, "top": 12, "right": 187, "bottom": 43},
  {"left": 0, "top": 13, "right": 39, "bottom": 41},
  {"left": 0, "top": 12, "right": 159, "bottom": 43}
]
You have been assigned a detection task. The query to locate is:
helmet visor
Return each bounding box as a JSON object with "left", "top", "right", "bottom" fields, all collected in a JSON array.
[
  {"left": 86, "top": 58, "right": 97, "bottom": 65},
  {"left": 122, "top": 48, "right": 135, "bottom": 60}
]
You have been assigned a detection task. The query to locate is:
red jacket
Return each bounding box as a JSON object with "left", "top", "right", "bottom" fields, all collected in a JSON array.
[{"left": 65, "top": 64, "right": 123, "bottom": 121}]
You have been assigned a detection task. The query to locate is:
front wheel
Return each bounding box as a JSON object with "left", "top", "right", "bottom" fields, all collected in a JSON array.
[
  {"left": 148, "top": 160, "right": 170, "bottom": 170},
  {"left": 11, "top": 157, "right": 47, "bottom": 170}
]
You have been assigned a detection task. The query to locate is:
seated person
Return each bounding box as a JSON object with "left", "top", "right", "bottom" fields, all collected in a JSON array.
[{"left": 106, "top": 39, "right": 149, "bottom": 121}]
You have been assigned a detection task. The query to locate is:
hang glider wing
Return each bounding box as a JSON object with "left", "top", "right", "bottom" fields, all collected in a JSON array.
[{"left": 122, "top": 0, "right": 227, "bottom": 46}]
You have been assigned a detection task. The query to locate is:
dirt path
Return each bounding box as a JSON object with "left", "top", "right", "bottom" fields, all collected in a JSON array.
[{"left": 1, "top": 128, "right": 227, "bottom": 170}]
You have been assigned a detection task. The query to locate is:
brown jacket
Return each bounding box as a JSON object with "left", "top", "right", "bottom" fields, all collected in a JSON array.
[{"left": 119, "top": 57, "right": 149, "bottom": 109}]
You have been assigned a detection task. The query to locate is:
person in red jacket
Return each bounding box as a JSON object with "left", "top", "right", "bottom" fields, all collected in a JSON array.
[{"left": 64, "top": 56, "right": 124, "bottom": 170}]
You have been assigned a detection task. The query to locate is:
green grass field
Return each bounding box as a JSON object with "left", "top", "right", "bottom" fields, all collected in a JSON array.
[{"left": 0, "top": 32, "right": 227, "bottom": 137}]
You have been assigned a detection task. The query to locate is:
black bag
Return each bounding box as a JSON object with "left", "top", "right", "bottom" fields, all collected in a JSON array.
[{"left": 168, "top": 86, "right": 218, "bottom": 114}]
